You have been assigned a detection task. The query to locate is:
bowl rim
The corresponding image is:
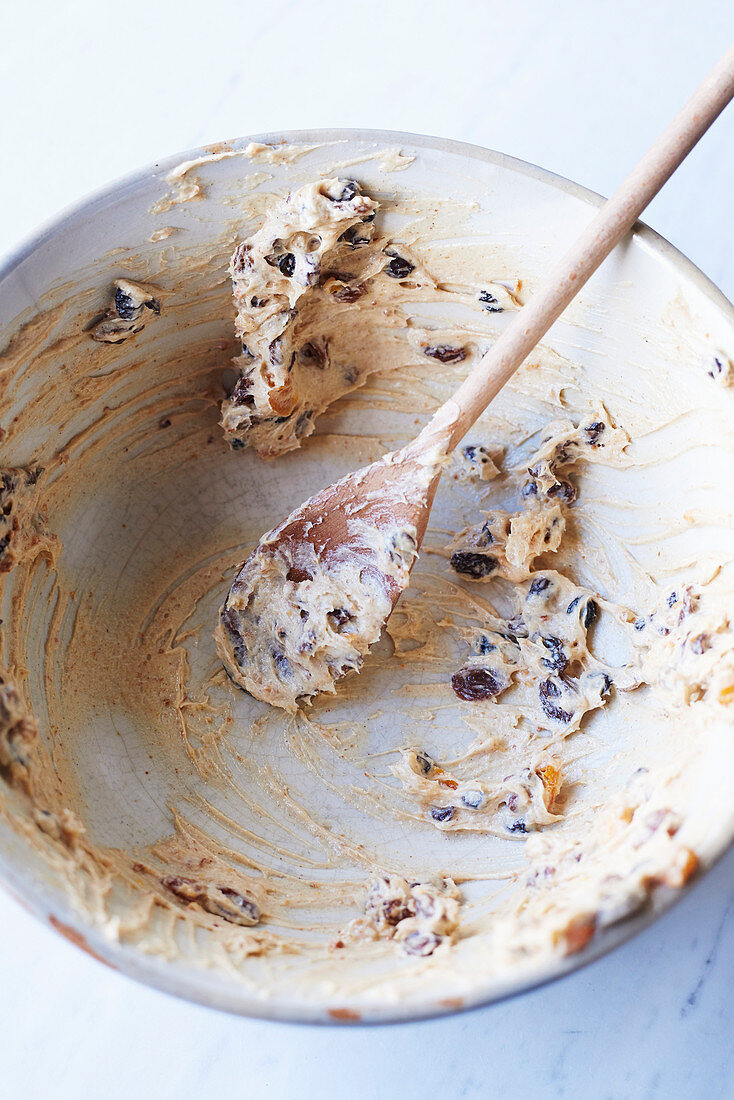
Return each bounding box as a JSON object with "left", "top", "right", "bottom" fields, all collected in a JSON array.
[{"left": 1, "top": 126, "right": 733, "bottom": 1026}]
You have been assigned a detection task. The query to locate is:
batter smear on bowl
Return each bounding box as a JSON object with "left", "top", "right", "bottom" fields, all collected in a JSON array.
[{"left": 0, "top": 140, "right": 731, "bottom": 1020}]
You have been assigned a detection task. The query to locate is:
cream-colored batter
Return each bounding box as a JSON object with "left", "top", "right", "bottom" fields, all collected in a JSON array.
[
  {"left": 0, "top": 143, "right": 731, "bottom": 1017},
  {"left": 216, "top": 511, "right": 419, "bottom": 712}
]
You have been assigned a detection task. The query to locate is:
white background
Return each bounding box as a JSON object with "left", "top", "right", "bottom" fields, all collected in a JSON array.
[{"left": 1, "top": 2, "right": 733, "bottom": 1097}]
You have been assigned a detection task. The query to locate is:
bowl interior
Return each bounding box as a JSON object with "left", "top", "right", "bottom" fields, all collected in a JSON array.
[{"left": 0, "top": 131, "right": 733, "bottom": 1022}]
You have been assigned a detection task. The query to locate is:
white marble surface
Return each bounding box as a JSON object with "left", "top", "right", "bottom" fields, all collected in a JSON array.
[{"left": 1, "top": 2, "right": 733, "bottom": 1097}]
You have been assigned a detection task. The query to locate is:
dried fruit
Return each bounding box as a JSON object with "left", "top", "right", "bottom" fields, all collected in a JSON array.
[
  {"left": 331, "top": 282, "right": 365, "bottom": 303},
  {"left": 403, "top": 931, "right": 440, "bottom": 956},
  {"left": 299, "top": 340, "right": 328, "bottom": 369},
  {"left": 114, "top": 286, "right": 137, "bottom": 319},
  {"left": 537, "top": 763, "right": 562, "bottom": 809},
  {"left": 415, "top": 751, "right": 436, "bottom": 776},
  {"left": 423, "top": 344, "right": 466, "bottom": 363},
  {"left": 479, "top": 290, "right": 503, "bottom": 312},
  {"left": 230, "top": 376, "right": 255, "bottom": 407},
  {"left": 449, "top": 551, "right": 497, "bottom": 577},
  {"left": 539, "top": 679, "right": 573, "bottom": 724},
  {"left": 338, "top": 224, "right": 372, "bottom": 248},
  {"left": 90, "top": 279, "right": 161, "bottom": 343},
  {"left": 548, "top": 478, "right": 577, "bottom": 503},
  {"left": 529, "top": 576, "right": 551, "bottom": 596},
  {"left": 332, "top": 180, "right": 360, "bottom": 202},
  {"left": 385, "top": 254, "right": 414, "bottom": 279},
  {"left": 278, "top": 253, "right": 296, "bottom": 277},
  {"left": 328, "top": 608, "right": 353, "bottom": 630},
  {"left": 540, "top": 636, "right": 568, "bottom": 673},
  {"left": 163, "top": 876, "right": 260, "bottom": 926},
  {"left": 451, "top": 666, "right": 506, "bottom": 701},
  {"left": 461, "top": 790, "right": 484, "bottom": 809},
  {"left": 286, "top": 566, "right": 313, "bottom": 583},
  {"left": 430, "top": 805, "right": 455, "bottom": 822},
  {"left": 559, "top": 914, "right": 596, "bottom": 954},
  {"left": 271, "top": 650, "right": 291, "bottom": 678}
]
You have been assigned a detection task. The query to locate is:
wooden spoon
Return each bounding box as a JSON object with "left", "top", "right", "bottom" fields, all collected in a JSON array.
[{"left": 216, "top": 45, "right": 734, "bottom": 712}]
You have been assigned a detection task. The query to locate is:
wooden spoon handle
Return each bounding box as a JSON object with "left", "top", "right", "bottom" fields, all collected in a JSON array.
[{"left": 441, "top": 43, "right": 734, "bottom": 452}]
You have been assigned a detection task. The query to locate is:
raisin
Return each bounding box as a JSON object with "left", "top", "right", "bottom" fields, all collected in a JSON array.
[
  {"left": 599, "top": 673, "right": 613, "bottom": 697},
  {"left": 221, "top": 606, "right": 241, "bottom": 640},
  {"left": 583, "top": 600, "right": 598, "bottom": 628},
  {"left": 114, "top": 287, "right": 137, "bottom": 319},
  {"left": 230, "top": 438, "right": 246, "bottom": 450},
  {"left": 385, "top": 255, "right": 414, "bottom": 279},
  {"left": 667, "top": 591, "right": 677, "bottom": 608},
  {"left": 463, "top": 447, "right": 497, "bottom": 475},
  {"left": 328, "top": 608, "right": 353, "bottom": 630},
  {"left": 163, "top": 875, "right": 198, "bottom": 901},
  {"left": 339, "top": 224, "right": 371, "bottom": 248},
  {"left": 297, "top": 629, "right": 317, "bottom": 654},
  {"left": 521, "top": 481, "right": 538, "bottom": 498},
  {"left": 474, "top": 634, "right": 495, "bottom": 655},
  {"left": 549, "top": 478, "right": 577, "bottom": 503},
  {"left": 450, "top": 551, "right": 497, "bottom": 577},
  {"left": 215, "top": 887, "right": 260, "bottom": 925},
  {"left": 232, "top": 242, "right": 252, "bottom": 272},
  {"left": 479, "top": 290, "right": 503, "bottom": 312},
  {"left": 162, "top": 878, "right": 259, "bottom": 926},
  {"left": 332, "top": 283, "right": 364, "bottom": 303},
  {"left": 585, "top": 421, "right": 606, "bottom": 444},
  {"left": 404, "top": 931, "right": 440, "bottom": 956},
  {"left": 158, "top": 417, "right": 171, "bottom": 429},
  {"left": 415, "top": 751, "right": 435, "bottom": 775},
  {"left": 230, "top": 375, "right": 255, "bottom": 406},
  {"left": 461, "top": 790, "right": 484, "bottom": 809},
  {"left": 332, "top": 180, "right": 360, "bottom": 202},
  {"left": 430, "top": 805, "right": 455, "bottom": 822},
  {"left": 529, "top": 576, "right": 550, "bottom": 596},
  {"left": 506, "top": 615, "right": 527, "bottom": 638},
  {"left": 268, "top": 337, "right": 284, "bottom": 366},
  {"left": 278, "top": 253, "right": 296, "bottom": 277},
  {"left": 423, "top": 344, "right": 466, "bottom": 363},
  {"left": 539, "top": 680, "right": 573, "bottom": 724},
  {"left": 634, "top": 618, "right": 646, "bottom": 631},
  {"left": 271, "top": 650, "right": 291, "bottom": 678},
  {"left": 300, "top": 341, "right": 328, "bottom": 368},
  {"left": 286, "top": 566, "right": 312, "bottom": 583},
  {"left": 507, "top": 819, "right": 528, "bottom": 834},
  {"left": 540, "top": 636, "right": 568, "bottom": 673},
  {"left": 566, "top": 597, "right": 581, "bottom": 614},
  {"left": 476, "top": 522, "right": 495, "bottom": 547},
  {"left": 383, "top": 900, "right": 411, "bottom": 925},
  {"left": 451, "top": 666, "right": 506, "bottom": 701},
  {"left": 250, "top": 296, "right": 268, "bottom": 307},
  {"left": 295, "top": 411, "right": 314, "bottom": 436}
]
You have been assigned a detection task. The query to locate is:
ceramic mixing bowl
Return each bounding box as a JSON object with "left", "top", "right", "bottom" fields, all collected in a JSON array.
[{"left": 0, "top": 130, "right": 732, "bottom": 1023}]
